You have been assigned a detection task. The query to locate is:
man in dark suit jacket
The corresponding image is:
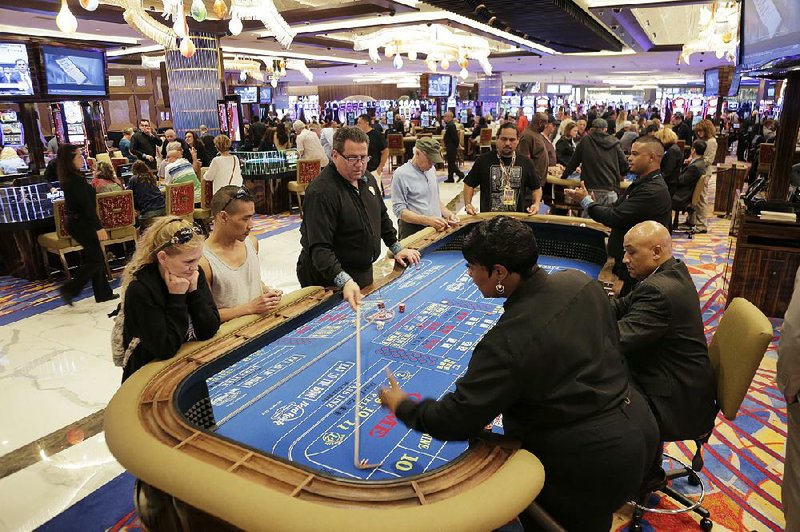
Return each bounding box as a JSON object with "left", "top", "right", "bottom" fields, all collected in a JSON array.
[
  {"left": 671, "top": 112, "right": 693, "bottom": 147},
  {"left": 612, "top": 220, "right": 718, "bottom": 443},
  {"left": 672, "top": 140, "right": 707, "bottom": 209},
  {"left": 566, "top": 135, "right": 672, "bottom": 296},
  {"left": 442, "top": 111, "right": 464, "bottom": 182}
]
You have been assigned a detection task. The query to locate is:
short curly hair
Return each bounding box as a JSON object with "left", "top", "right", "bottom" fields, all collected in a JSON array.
[
  {"left": 214, "top": 134, "right": 232, "bottom": 152},
  {"left": 462, "top": 216, "right": 539, "bottom": 277}
]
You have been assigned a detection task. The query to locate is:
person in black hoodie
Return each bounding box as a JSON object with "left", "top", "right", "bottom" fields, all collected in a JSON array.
[
  {"left": 118, "top": 216, "right": 220, "bottom": 382},
  {"left": 57, "top": 144, "right": 117, "bottom": 305},
  {"left": 566, "top": 135, "right": 672, "bottom": 296},
  {"left": 561, "top": 118, "right": 629, "bottom": 205}
]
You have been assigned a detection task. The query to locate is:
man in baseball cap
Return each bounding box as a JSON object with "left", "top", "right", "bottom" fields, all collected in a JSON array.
[{"left": 391, "top": 137, "right": 459, "bottom": 239}]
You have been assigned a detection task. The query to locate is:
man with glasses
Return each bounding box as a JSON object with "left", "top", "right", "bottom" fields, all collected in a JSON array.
[
  {"left": 298, "top": 127, "right": 421, "bottom": 310},
  {"left": 130, "top": 118, "right": 163, "bottom": 170},
  {"left": 392, "top": 138, "right": 459, "bottom": 239},
  {"left": 463, "top": 122, "right": 541, "bottom": 215},
  {"left": 200, "top": 186, "right": 282, "bottom": 323}
]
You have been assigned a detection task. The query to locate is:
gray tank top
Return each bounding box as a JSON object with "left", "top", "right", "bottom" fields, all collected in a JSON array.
[{"left": 203, "top": 238, "right": 263, "bottom": 310}]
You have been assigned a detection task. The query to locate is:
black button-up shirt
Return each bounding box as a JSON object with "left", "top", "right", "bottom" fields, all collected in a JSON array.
[{"left": 298, "top": 162, "right": 400, "bottom": 287}]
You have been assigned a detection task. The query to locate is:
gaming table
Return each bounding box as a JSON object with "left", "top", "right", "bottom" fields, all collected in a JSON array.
[{"left": 105, "top": 213, "right": 609, "bottom": 531}]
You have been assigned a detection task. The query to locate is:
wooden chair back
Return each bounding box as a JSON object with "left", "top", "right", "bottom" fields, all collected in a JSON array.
[
  {"left": 201, "top": 178, "right": 214, "bottom": 210},
  {"left": 479, "top": 128, "right": 492, "bottom": 147},
  {"left": 387, "top": 133, "right": 404, "bottom": 151}
]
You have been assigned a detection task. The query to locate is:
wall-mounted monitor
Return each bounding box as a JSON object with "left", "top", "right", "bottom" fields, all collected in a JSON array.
[
  {"left": 703, "top": 68, "right": 720, "bottom": 97},
  {"left": 740, "top": 0, "right": 800, "bottom": 72},
  {"left": 259, "top": 86, "right": 272, "bottom": 104},
  {"left": 233, "top": 85, "right": 257, "bottom": 103},
  {"left": 0, "top": 42, "right": 34, "bottom": 97},
  {"left": 428, "top": 74, "right": 452, "bottom": 97},
  {"left": 545, "top": 84, "right": 572, "bottom": 95},
  {"left": 41, "top": 45, "right": 107, "bottom": 97},
  {"left": 728, "top": 69, "right": 742, "bottom": 96}
]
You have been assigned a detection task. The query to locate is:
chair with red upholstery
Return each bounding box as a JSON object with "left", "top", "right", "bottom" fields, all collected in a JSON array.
[
  {"left": 36, "top": 199, "right": 83, "bottom": 280},
  {"left": 165, "top": 181, "right": 196, "bottom": 223},
  {"left": 96, "top": 189, "right": 137, "bottom": 279},
  {"left": 287, "top": 159, "right": 322, "bottom": 215}
]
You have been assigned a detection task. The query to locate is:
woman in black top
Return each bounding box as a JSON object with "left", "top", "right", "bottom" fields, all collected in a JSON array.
[
  {"left": 119, "top": 216, "right": 220, "bottom": 382},
  {"left": 655, "top": 127, "right": 683, "bottom": 196},
  {"left": 57, "top": 144, "right": 117, "bottom": 305},
  {"left": 127, "top": 160, "right": 166, "bottom": 223},
  {"left": 185, "top": 130, "right": 209, "bottom": 167},
  {"left": 555, "top": 121, "right": 578, "bottom": 166},
  {"left": 379, "top": 217, "right": 659, "bottom": 531}
]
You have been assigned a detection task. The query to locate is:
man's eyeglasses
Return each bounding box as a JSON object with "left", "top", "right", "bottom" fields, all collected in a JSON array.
[
  {"left": 222, "top": 187, "right": 254, "bottom": 212},
  {"left": 338, "top": 153, "right": 371, "bottom": 165}
]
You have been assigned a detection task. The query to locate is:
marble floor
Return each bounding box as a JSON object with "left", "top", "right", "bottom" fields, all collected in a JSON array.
[{"left": 0, "top": 177, "right": 471, "bottom": 532}]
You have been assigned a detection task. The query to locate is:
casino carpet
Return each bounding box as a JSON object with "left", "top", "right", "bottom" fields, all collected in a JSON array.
[{"left": 27, "top": 183, "right": 790, "bottom": 531}]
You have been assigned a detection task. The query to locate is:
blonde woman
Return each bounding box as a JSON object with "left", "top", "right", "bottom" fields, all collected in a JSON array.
[
  {"left": 204, "top": 134, "right": 243, "bottom": 194},
  {"left": 91, "top": 160, "right": 123, "bottom": 193},
  {"left": 653, "top": 127, "right": 681, "bottom": 195},
  {"left": 118, "top": 217, "right": 219, "bottom": 382}
]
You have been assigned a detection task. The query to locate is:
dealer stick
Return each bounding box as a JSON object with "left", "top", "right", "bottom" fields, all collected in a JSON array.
[{"left": 354, "top": 304, "right": 382, "bottom": 469}]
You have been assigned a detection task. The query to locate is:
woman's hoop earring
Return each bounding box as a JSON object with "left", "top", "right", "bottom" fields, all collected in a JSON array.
[{"left": 495, "top": 283, "right": 505, "bottom": 296}]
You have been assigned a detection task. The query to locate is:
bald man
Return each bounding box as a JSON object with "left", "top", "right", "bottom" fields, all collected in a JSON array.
[
  {"left": 160, "top": 128, "right": 191, "bottom": 161},
  {"left": 612, "top": 221, "right": 717, "bottom": 481},
  {"left": 567, "top": 135, "right": 672, "bottom": 296}
]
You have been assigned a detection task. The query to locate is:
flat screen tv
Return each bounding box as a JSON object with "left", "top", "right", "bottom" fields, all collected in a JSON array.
[
  {"left": 704, "top": 68, "right": 720, "bottom": 97},
  {"left": 728, "top": 69, "right": 742, "bottom": 96},
  {"left": 260, "top": 86, "right": 272, "bottom": 104},
  {"left": 428, "top": 74, "right": 452, "bottom": 97},
  {"left": 233, "top": 86, "right": 257, "bottom": 103},
  {"left": 740, "top": 0, "right": 800, "bottom": 72},
  {"left": 0, "top": 42, "right": 34, "bottom": 97},
  {"left": 41, "top": 45, "right": 107, "bottom": 97}
]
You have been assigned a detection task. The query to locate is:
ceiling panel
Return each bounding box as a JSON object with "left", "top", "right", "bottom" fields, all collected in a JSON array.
[{"left": 420, "top": 0, "right": 622, "bottom": 53}]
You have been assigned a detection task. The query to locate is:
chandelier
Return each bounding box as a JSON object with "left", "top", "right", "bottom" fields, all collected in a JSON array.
[
  {"left": 58, "top": 0, "right": 295, "bottom": 59},
  {"left": 353, "top": 24, "right": 493, "bottom": 80},
  {"left": 679, "top": 0, "right": 739, "bottom": 65},
  {"left": 224, "top": 56, "right": 313, "bottom": 86}
]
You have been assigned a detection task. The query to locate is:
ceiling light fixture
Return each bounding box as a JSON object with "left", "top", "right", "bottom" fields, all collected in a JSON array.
[
  {"left": 56, "top": 0, "right": 79, "bottom": 34},
  {"left": 679, "top": 0, "right": 739, "bottom": 64},
  {"left": 353, "top": 24, "right": 493, "bottom": 77}
]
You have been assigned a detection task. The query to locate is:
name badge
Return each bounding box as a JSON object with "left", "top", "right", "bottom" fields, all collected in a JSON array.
[
  {"left": 368, "top": 186, "right": 376, "bottom": 195},
  {"left": 502, "top": 186, "right": 516, "bottom": 206}
]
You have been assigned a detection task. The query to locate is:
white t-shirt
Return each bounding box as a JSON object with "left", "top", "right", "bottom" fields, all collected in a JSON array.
[
  {"left": 205, "top": 154, "right": 243, "bottom": 194},
  {"left": 295, "top": 129, "right": 329, "bottom": 167}
]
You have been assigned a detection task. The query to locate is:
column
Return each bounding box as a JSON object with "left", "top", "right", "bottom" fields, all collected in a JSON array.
[{"left": 164, "top": 32, "right": 223, "bottom": 137}]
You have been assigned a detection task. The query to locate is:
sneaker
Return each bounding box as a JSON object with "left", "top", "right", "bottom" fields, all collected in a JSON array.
[
  {"left": 692, "top": 228, "right": 708, "bottom": 234},
  {"left": 96, "top": 293, "right": 120, "bottom": 303},
  {"left": 444, "top": 178, "right": 455, "bottom": 183}
]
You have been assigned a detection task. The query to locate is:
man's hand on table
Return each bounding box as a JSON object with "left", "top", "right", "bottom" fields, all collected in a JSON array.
[{"left": 395, "top": 248, "right": 421, "bottom": 267}]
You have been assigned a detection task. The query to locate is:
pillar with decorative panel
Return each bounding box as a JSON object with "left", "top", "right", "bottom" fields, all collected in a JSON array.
[{"left": 164, "top": 32, "right": 223, "bottom": 138}]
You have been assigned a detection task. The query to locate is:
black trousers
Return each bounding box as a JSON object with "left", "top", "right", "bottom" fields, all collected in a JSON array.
[
  {"left": 521, "top": 387, "right": 659, "bottom": 531},
  {"left": 446, "top": 144, "right": 464, "bottom": 180},
  {"left": 62, "top": 225, "right": 113, "bottom": 302}
]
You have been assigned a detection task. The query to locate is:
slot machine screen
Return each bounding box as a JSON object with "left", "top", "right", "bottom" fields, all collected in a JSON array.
[{"left": 420, "top": 111, "right": 430, "bottom": 128}]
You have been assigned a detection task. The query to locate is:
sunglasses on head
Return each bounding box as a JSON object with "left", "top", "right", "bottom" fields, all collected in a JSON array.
[
  {"left": 155, "top": 222, "right": 201, "bottom": 253},
  {"left": 222, "top": 187, "right": 254, "bottom": 212}
]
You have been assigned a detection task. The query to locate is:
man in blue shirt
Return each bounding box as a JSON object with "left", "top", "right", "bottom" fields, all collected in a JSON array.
[{"left": 391, "top": 138, "right": 459, "bottom": 239}]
